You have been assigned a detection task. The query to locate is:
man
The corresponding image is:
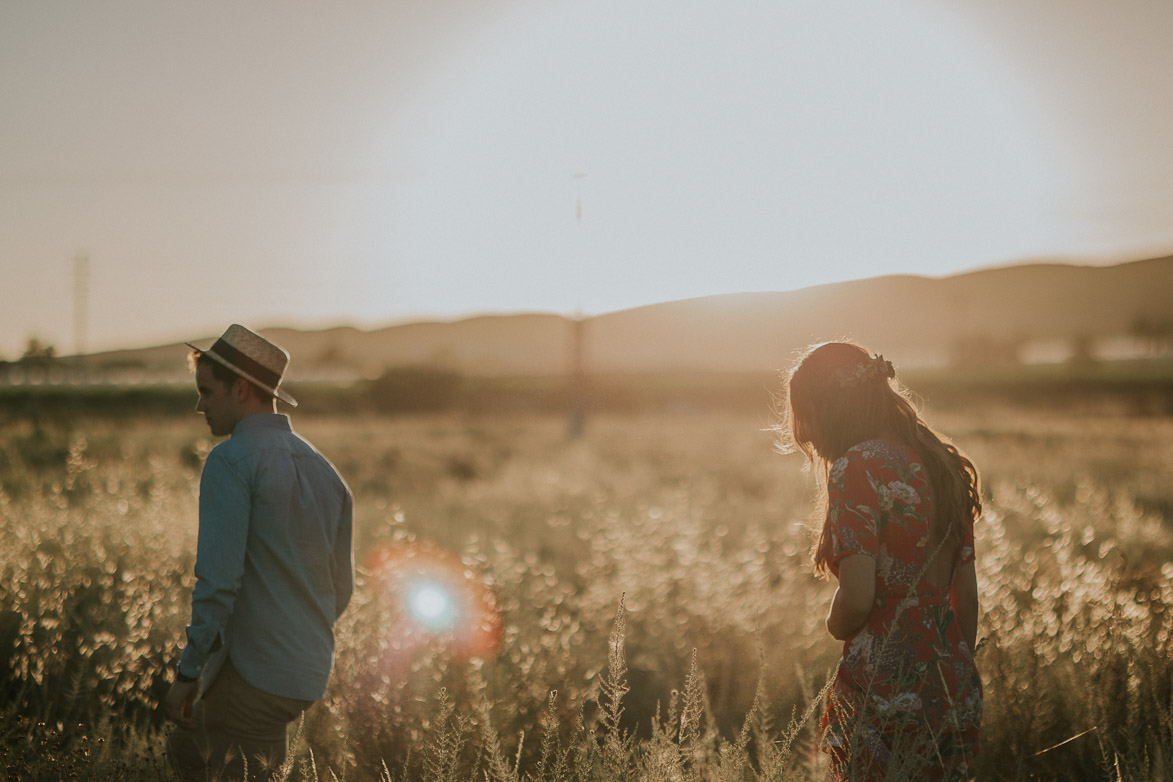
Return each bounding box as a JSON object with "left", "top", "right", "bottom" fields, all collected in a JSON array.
[{"left": 164, "top": 324, "right": 354, "bottom": 781}]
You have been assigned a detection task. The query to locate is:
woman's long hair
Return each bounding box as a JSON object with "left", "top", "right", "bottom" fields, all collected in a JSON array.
[{"left": 780, "top": 341, "right": 981, "bottom": 577}]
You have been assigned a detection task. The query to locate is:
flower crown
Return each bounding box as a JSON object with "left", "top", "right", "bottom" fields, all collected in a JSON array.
[{"left": 836, "top": 354, "right": 895, "bottom": 388}]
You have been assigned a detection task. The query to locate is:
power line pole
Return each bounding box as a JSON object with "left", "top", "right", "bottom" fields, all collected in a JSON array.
[
  {"left": 568, "top": 309, "right": 587, "bottom": 438},
  {"left": 73, "top": 254, "right": 89, "bottom": 371},
  {"left": 568, "top": 174, "right": 589, "bottom": 439}
]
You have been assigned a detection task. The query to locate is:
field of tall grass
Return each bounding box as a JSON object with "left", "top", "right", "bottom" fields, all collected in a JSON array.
[{"left": 1, "top": 396, "right": 1172, "bottom": 780}]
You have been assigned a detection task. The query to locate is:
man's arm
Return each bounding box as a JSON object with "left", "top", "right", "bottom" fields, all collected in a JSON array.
[
  {"left": 333, "top": 487, "right": 355, "bottom": 619},
  {"left": 175, "top": 449, "right": 251, "bottom": 682}
]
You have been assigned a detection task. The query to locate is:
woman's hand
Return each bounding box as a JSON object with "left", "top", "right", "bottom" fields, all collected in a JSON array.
[{"left": 826, "top": 553, "right": 876, "bottom": 640}]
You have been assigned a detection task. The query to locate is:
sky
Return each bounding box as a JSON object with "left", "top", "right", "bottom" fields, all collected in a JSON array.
[{"left": 2, "top": 0, "right": 1172, "bottom": 357}]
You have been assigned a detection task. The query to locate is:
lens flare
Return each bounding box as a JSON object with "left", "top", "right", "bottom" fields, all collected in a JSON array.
[
  {"left": 363, "top": 540, "right": 502, "bottom": 660},
  {"left": 407, "top": 581, "right": 456, "bottom": 630}
]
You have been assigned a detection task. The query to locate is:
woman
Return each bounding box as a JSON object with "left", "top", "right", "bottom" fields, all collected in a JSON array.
[{"left": 783, "top": 342, "right": 982, "bottom": 780}]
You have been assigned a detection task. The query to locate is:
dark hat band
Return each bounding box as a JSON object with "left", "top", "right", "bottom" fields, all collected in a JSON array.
[{"left": 207, "top": 339, "right": 282, "bottom": 389}]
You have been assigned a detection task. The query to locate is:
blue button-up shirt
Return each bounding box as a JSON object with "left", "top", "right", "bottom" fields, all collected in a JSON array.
[{"left": 177, "top": 414, "right": 354, "bottom": 701}]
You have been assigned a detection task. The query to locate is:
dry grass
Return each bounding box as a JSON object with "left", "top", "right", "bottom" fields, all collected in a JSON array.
[{"left": 1, "top": 405, "right": 1171, "bottom": 780}]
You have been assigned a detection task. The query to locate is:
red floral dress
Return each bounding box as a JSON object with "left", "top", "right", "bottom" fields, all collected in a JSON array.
[{"left": 820, "top": 438, "right": 982, "bottom": 781}]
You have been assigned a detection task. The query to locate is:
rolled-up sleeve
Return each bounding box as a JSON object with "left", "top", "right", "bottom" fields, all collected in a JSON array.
[
  {"left": 333, "top": 488, "right": 355, "bottom": 619},
  {"left": 177, "top": 449, "right": 250, "bottom": 679}
]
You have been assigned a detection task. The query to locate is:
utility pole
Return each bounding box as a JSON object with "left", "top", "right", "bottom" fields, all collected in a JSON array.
[
  {"left": 73, "top": 254, "right": 89, "bottom": 379},
  {"left": 568, "top": 174, "right": 589, "bottom": 439},
  {"left": 568, "top": 309, "right": 587, "bottom": 438}
]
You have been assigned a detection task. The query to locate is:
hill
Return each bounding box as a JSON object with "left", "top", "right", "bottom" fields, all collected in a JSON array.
[{"left": 70, "top": 255, "right": 1173, "bottom": 381}]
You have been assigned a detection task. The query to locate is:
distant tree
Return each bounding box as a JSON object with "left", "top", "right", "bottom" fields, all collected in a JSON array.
[
  {"left": 949, "top": 334, "right": 1023, "bottom": 367},
  {"left": 1130, "top": 315, "right": 1172, "bottom": 355},
  {"left": 1130, "top": 315, "right": 1152, "bottom": 350},
  {"left": 317, "top": 342, "right": 345, "bottom": 366},
  {"left": 20, "top": 338, "right": 56, "bottom": 362},
  {"left": 1068, "top": 334, "right": 1096, "bottom": 365},
  {"left": 370, "top": 366, "right": 463, "bottom": 413}
]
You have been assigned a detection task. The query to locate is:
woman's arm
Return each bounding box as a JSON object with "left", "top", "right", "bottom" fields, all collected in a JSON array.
[
  {"left": 826, "top": 553, "right": 876, "bottom": 640},
  {"left": 950, "top": 559, "right": 979, "bottom": 651}
]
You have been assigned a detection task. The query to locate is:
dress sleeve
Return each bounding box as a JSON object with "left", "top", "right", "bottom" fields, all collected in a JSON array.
[{"left": 826, "top": 452, "right": 881, "bottom": 569}]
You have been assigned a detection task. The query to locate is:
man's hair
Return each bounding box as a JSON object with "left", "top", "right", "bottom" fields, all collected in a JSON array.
[{"left": 189, "top": 351, "right": 270, "bottom": 400}]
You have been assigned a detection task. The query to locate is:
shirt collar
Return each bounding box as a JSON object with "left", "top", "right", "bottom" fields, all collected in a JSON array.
[{"left": 232, "top": 413, "right": 292, "bottom": 436}]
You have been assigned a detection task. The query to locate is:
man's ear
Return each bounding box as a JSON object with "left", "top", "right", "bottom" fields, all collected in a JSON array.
[{"left": 232, "top": 376, "right": 252, "bottom": 403}]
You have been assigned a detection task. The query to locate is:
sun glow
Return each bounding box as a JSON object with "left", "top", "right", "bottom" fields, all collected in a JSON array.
[
  {"left": 407, "top": 581, "right": 457, "bottom": 631},
  {"left": 363, "top": 540, "right": 501, "bottom": 660}
]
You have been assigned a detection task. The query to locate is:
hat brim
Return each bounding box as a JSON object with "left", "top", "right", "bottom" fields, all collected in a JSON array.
[{"left": 187, "top": 342, "right": 298, "bottom": 407}]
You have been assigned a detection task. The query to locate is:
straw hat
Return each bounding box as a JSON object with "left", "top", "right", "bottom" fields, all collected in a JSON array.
[{"left": 187, "top": 324, "right": 298, "bottom": 406}]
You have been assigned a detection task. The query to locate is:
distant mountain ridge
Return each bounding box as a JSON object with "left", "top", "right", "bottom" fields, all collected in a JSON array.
[{"left": 87, "top": 255, "right": 1173, "bottom": 380}]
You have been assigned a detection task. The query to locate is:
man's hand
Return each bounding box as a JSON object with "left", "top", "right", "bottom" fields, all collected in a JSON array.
[{"left": 164, "top": 679, "right": 198, "bottom": 729}]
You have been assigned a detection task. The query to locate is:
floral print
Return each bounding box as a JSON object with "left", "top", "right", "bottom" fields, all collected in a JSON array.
[
  {"left": 821, "top": 439, "right": 981, "bottom": 781},
  {"left": 877, "top": 480, "right": 920, "bottom": 512}
]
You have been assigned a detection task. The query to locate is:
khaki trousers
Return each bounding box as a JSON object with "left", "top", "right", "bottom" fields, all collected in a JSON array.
[{"left": 167, "top": 658, "right": 314, "bottom": 782}]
